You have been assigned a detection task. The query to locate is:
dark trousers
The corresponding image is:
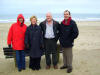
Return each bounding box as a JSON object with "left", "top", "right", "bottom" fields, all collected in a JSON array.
[
  {"left": 16, "top": 50, "right": 25, "bottom": 71},
  {"left": 44, "top": 38, "right": 58, "bottom": 66},
  {"left": 29, "top": 57, "right": 41, "bottom": 69}
]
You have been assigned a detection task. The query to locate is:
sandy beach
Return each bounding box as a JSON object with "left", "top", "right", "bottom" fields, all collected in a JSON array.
[{"left": 0, "top": 21, "right": 100, "bottom": 75}]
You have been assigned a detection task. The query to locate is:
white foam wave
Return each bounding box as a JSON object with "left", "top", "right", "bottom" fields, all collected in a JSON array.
[{"left": 0, "top": 17, "right": 100, "bottom": 23}]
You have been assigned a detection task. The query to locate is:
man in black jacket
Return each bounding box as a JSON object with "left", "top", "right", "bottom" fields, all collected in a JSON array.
[
  {"left": 40, "top": 12, "right": 59, "bottom": 69},
  {"left": 59, "top": 10, "right": 79, "bottom": 73}
]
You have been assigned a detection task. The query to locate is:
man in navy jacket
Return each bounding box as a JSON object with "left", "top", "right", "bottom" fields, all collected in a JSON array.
[{"left": 59, "top": 10, "right": 79, "bottom": 73}]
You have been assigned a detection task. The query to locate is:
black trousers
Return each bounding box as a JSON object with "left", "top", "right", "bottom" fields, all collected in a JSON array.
[
  {"left": 29, "top": 57, "right": 41, "bottom": 70},
  {"left": 44, "top": 38, "right": 58, "bottom": 66}
]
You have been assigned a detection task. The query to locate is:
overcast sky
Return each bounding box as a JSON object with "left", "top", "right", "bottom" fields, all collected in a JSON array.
[{"left": 0, "top": 0, "right": 100, "bottom": 14}]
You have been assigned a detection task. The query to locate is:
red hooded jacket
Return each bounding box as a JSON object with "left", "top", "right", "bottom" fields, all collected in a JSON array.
[{"left": 7, "top": 14, "right": 27, "bottom": 50}]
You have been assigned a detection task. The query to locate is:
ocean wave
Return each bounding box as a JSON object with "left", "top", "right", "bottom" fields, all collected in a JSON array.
[
  {"left": 0, "top": 17, "right": 100, "bottom": 23},
  {"left": 0, "top": 19, "right": 16, "bottom": 23},
  {"left": 73, "top": 18, "right": 100, "bottom": 21}
]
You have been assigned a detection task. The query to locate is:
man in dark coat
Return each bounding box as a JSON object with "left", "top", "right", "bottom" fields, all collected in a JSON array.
[
  {"left": 40, "top": 12, "right": 60, "bottom": 69},
  {"left": 25, "top": 16, "right": 43, "bottom": 70},
  {"left": 59, "top": 10, "right": 79, "bottom": 73}
]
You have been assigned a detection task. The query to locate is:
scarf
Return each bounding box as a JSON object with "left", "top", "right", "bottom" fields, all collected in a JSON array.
[{"left": 62, "top": 17, "right": 71, "bottom": 25}]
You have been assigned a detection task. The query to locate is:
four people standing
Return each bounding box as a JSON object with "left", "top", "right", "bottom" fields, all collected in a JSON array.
[{"left": 7, "top": 10, "right": 79, "bottom": 73}]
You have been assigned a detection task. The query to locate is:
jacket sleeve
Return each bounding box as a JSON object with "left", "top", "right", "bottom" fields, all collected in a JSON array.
[
  {"left": 7, "top": 25, "right": 13, "bottom": 45},
  {"left": 39, "top": 22, "right": 43, "bottom": 31},
  {"left": 24, "top": 27, "right": 29, "bottom": 46},
  {"left": 39, "top": 26, "right": 44, "bottom": 46},
  {"left": 71, "top": 21, "right": 79, "bottom": 40},
  {"left": 55, "top": 22, "right": 60, "bottom": 42}
]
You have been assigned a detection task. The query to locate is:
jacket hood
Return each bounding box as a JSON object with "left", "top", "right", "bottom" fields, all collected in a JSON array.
[{"left": 17, "top": 14, "right": 25, "bottom": 25}]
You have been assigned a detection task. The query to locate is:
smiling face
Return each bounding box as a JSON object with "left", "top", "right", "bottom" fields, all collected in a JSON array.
[
  {"left": 46, "top": 13, "right": 52, "bottom": 22},
  {"left": 18, "top": 17, "right": 24, "bottom": 23},
  {"left": 30, "top": 16, "right": 37, "bottom": 25},
  {"left": 64, "top": 11, "right": 71, "bottom": 20},
  {"left": 31, "top": 18, "right": 37, "bottom": 25}
]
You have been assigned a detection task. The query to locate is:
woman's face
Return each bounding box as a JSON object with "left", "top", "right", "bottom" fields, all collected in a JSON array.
[
  {"left": 18, "top": 18, "right": 24, "bottom": 23},
  {"left": 31, "top": 18, "right": 37, "bottom": 25},
  {"left": 64, "top": 11, "right": 70, "bottom": 20}
]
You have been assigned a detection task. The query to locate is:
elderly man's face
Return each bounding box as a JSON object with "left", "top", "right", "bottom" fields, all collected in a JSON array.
[
  {"left": 18, "top": 18, "right": 24, "bottom": 23},
  {"left": 46, "top": 13, "right": 52, "bottom": 22},
  {"left": 64, "top": 11, "right": 70, "bottom": 20}
]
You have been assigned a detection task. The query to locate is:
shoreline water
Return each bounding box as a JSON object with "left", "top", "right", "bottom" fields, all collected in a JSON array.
[
  {"left": 0, "top": 13, "right": 100, "bottom": 23},
  {"left": 0, "top": 21, "right": 100, "bottom": 26},
  {"left": 0, "top": 19, "right": 100, "bottom": 23}
]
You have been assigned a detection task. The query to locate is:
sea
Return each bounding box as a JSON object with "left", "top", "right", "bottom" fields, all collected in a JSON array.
[{"left": 0, "top": 13, "right": 100, "bottom": 23}]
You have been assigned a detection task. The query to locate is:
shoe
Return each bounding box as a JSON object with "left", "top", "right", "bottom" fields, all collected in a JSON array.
[
  {"left": 36, "top": 67, "right": 40, "bottom": 70},
  {"left": 39, "top": 66, "right": 41, "bottom": 69},
  {"left": 18, "top": 69, "right": 22, "bottom": 72},
  {"left": 22, "top": 68, "right": 25, "bottom": 70},
  {"left": 32, "top": 67, "right": 36, "bottom": 70},
  {"left": 60, "top": 66, "right": 67, "bottom": 69},
  {"left": 36, "top": 68, "right": 40, "bottom": 70},
  {"left": 54, "top": 65, "right": 58, "bottom": 69},
  {"left": 67, "top": 68, "right": 72, "bottom": 73},
  {"left": 37, "top": 66, "right": 41, "bottom": 69},
  {"left": 46, "top": 65, "right": 50, "bottom": 69},
  {"left": 29, "top": 66, "right": 32, "bottom": 69}
]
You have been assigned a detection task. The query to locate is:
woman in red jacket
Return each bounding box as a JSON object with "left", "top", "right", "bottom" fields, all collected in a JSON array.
[{"left": 7, "top": 14, "right": 27, "bottom": 72}]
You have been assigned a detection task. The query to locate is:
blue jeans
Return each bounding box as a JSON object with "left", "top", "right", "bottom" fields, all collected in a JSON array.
[{"left": 16, "top": 50, "right": 25, "bottom": 70}]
